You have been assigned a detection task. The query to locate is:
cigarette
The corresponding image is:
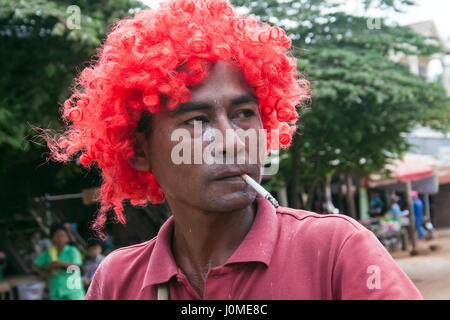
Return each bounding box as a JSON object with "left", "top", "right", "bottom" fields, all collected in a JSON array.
[{"left": 241, "top": 174, "right": 279, "bottom": 208}]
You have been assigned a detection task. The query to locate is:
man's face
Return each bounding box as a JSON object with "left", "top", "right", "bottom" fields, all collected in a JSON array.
[{"left": 136, "top": 60, "right": 265, "bottom": 213}]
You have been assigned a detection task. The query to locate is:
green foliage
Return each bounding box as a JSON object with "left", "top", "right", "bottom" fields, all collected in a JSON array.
[{"left": 0, "top": 0, "right": 144, "bottom": 214}]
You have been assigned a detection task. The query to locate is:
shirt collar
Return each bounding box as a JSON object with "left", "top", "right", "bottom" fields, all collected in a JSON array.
[{"left": 141, "top": 193, "right": 279, "bottom": 290}]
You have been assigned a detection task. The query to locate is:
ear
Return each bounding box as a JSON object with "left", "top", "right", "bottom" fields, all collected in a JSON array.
[{"left": 128, "top": 131, "right": 151, "bottom": 171}]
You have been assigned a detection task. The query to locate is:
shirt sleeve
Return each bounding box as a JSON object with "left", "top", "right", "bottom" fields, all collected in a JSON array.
[
  {"left": 33, "top": 250, "right": 50, "bottom": 268},
  {"left": 332, "top": 228, "right": 423, "bottom": 300},
  {"left": 391, "top": 204, "right": 401, "bottom": 217}
]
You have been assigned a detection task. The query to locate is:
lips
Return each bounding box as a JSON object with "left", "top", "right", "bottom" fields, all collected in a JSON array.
[
  {"left": 212, "top": 166, "right": 247, "bottom": 181},
  {"left": 216, "top": 175, "right": 243, "bottom": 182}
]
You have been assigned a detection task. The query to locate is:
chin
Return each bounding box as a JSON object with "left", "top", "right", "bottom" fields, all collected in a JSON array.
[{"left": 203, "top": 190, "right": 257, "bottom": 213}]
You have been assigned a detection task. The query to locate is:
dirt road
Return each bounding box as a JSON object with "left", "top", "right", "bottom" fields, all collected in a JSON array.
[{"left": 392, "top": 228, "right": 450, "bottom": 300}]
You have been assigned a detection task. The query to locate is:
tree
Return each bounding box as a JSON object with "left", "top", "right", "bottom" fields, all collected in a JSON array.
[
  {"left": 232, "top": 0, "right": 450, "bottom": 213},
  {"left": 0, "top": 0, "right": 145, "bottom": 216}
]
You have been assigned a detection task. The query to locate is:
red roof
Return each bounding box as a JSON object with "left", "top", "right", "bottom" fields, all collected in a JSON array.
[{"left": 394, "top": 154, "right": 434, "bottom": 182}]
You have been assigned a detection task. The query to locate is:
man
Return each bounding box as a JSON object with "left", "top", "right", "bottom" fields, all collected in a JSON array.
[
  {"left": 32, "top": 224, "right": 85, "bottom": 300},
  {"left": 390, "top": 194, "right": 408, "bottom": 219},
  {"left": 46, "top": 0, "right": 422, "bottom": 299},
  {"left": 369, "top": 191, "right": 385, "bottom": 217},
  {"left": 412, "top": 191, "right": 426, "bottom": 240}
]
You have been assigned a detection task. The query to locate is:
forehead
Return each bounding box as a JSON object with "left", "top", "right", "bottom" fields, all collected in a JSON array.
[
  {"left": 185, "top": 60, "right": 253, "bottom": 103},
  {"left": 53, "top": 229, "right": 67, "bottom": 237},
  {"left": 152, "top": 60, "right": 257, "bottom": 123}
]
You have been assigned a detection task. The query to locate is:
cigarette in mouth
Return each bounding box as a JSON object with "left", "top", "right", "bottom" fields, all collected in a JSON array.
[{"left": 241, "top": 174, "right": 279, "bottom": 208}]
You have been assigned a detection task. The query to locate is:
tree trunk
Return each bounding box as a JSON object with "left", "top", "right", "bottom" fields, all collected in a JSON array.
[
  {"left": 338, "top": 174, "right": 345, "bottom": 214},
  {"left": 405, "top": 181, "right": 418, "bottom": 255},
  {"left": 384, "top": 188, "right": 392, "bottom": 212},
  {"left": 345, "top": 174, "right": 357, "bottom": 219},
  {"left": 324, "top": 174, "right": 336, "bottom": 213},
  {"left": 298, "top": 182, "right": 306, "bottom": 208},
  {"left": 305, "top": 178, "right": 319, "bottom": 211},
  {"left": 278, "top": 180, "right": 289, "bottom": 207}
]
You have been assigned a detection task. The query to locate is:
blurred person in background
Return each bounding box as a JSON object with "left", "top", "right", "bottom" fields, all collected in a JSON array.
[
  {"left": 31, "top": 223, "right": 85, "bottom": 300},
  {"left": 412, "top": 191, "right": 426, "bottom": 241},
  {"left": 0, "top": 250, "right": 7, "bottom": 280},
  {"left": 82, "top": 240, "right": 104, "bottom": 289},
  {"left": 63, "top": 222, "right": 77, "bottom": 246},
  {"left": 29, "top": 230, "right": 52, "bottom": 263},
  {"left": 369, "top": 191, "right": 385, "bottom": 217},
  {"left": 390, "top": 194, "right": 409, "bottom": 219}
]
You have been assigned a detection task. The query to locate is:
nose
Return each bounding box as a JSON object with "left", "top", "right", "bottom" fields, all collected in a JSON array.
[{"left": 210, "top": 114, "right": 245, "bottom": 163}]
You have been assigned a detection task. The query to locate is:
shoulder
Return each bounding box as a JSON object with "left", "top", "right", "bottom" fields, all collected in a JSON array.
[
  {"left": 105, "top": 237, "right": 157, "bottom": 261},
  {"left": 67, "top": 245, "right": 81, "bottom": 253},
  {"left": 273, "top": 206, "right": 371, "bottom": 255},
  {"left": 275, "top": 206, "right": 365, "bottom": 235},
  {"left": 101, "top": 237, "right": 156, "bottom": 264},
  {"left": 94, "top": 237, "right": 157, "bottom": 278},
  {"left": 86, "top": 237, "right": 158, "bottom": 300},
  {"left": 37, "top": 248, "right": 51, "bottom": 259}
]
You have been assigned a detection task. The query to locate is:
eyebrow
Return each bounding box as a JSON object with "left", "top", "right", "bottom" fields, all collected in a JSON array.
[{"left": 170, "top": 92, "right": 259, "bottom": 116}]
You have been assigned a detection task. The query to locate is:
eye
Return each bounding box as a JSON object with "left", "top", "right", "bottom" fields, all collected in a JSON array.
[
  {"left": 184, "top": 116, "right": 208, "bottom": 125},
  {"left": 235, "top": 109, "right": 256, "bottom": 119}
]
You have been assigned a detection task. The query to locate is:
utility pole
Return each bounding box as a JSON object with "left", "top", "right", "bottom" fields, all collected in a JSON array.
[{"left": 405, "top": 181, "right": 418, "bottom": 255}]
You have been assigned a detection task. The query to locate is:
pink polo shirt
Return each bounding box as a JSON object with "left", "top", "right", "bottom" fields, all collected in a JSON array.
[{"left": 86, "top": 194, "right": 423, "bottom": 300}]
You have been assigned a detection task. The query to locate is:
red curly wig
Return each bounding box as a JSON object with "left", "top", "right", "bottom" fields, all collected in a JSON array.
[{"left": 46, "top": 0, "right": 310, "bottom": 234}]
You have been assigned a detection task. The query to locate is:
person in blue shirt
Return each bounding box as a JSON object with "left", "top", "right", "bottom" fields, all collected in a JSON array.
[
  {"left": 82, "top": 241, "right": 104, "bottom": 290},
  {"left": 369, "top": 191, "right": 385, "bottom": 217},
  {"left": 412, "top": 191, "right": 426, "bottom": 240},
  {"left": 390, "top": 194, "right": 408, "bottom": 219}
]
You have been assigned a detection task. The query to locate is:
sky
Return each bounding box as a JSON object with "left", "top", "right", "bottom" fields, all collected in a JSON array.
[
  {"left": 142, "top": 0, "right": 450, "bottom": 41},
  {"left": 141, "top": 0, "right": 450, "bottom": 75},
  {"left": 361, "top": 0, "right": 450, "bottom": 42},
  {"left": 344, "top": 0, "right": 450, "bottom": 76}
]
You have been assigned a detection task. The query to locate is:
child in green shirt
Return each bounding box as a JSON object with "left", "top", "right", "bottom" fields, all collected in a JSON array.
[{"left": 32, "top": 224, "right": 85, "bottom": 300}]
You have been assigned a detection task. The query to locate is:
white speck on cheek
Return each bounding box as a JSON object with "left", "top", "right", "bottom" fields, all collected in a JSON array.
[{"left": 202, "top": 126, "right": 214, "bottom": 140}]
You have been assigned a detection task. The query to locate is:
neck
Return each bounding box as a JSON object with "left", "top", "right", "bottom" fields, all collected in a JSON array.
[
  {"left": 56, "top": 244, "right": 66, "bottom": 254},
  {"left": 170, "top": 200, "right": 257, "bottom": 279}
]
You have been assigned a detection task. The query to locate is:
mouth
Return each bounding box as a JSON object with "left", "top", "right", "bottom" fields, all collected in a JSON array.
[
  {"left": 216, "top": 175, "right": 244, "bottom": 182},
  {"left": 212, "top": 167, "right": 248, "bottom": 183}
]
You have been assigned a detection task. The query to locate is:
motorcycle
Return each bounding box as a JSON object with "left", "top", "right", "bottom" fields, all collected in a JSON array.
[{"left": 423, "top": 218, "right": 435, "bottom": 240}]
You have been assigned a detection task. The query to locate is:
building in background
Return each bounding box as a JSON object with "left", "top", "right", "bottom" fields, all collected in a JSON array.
[{"left": 393, "top": 21, "right": 450, "bottom": 228}]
